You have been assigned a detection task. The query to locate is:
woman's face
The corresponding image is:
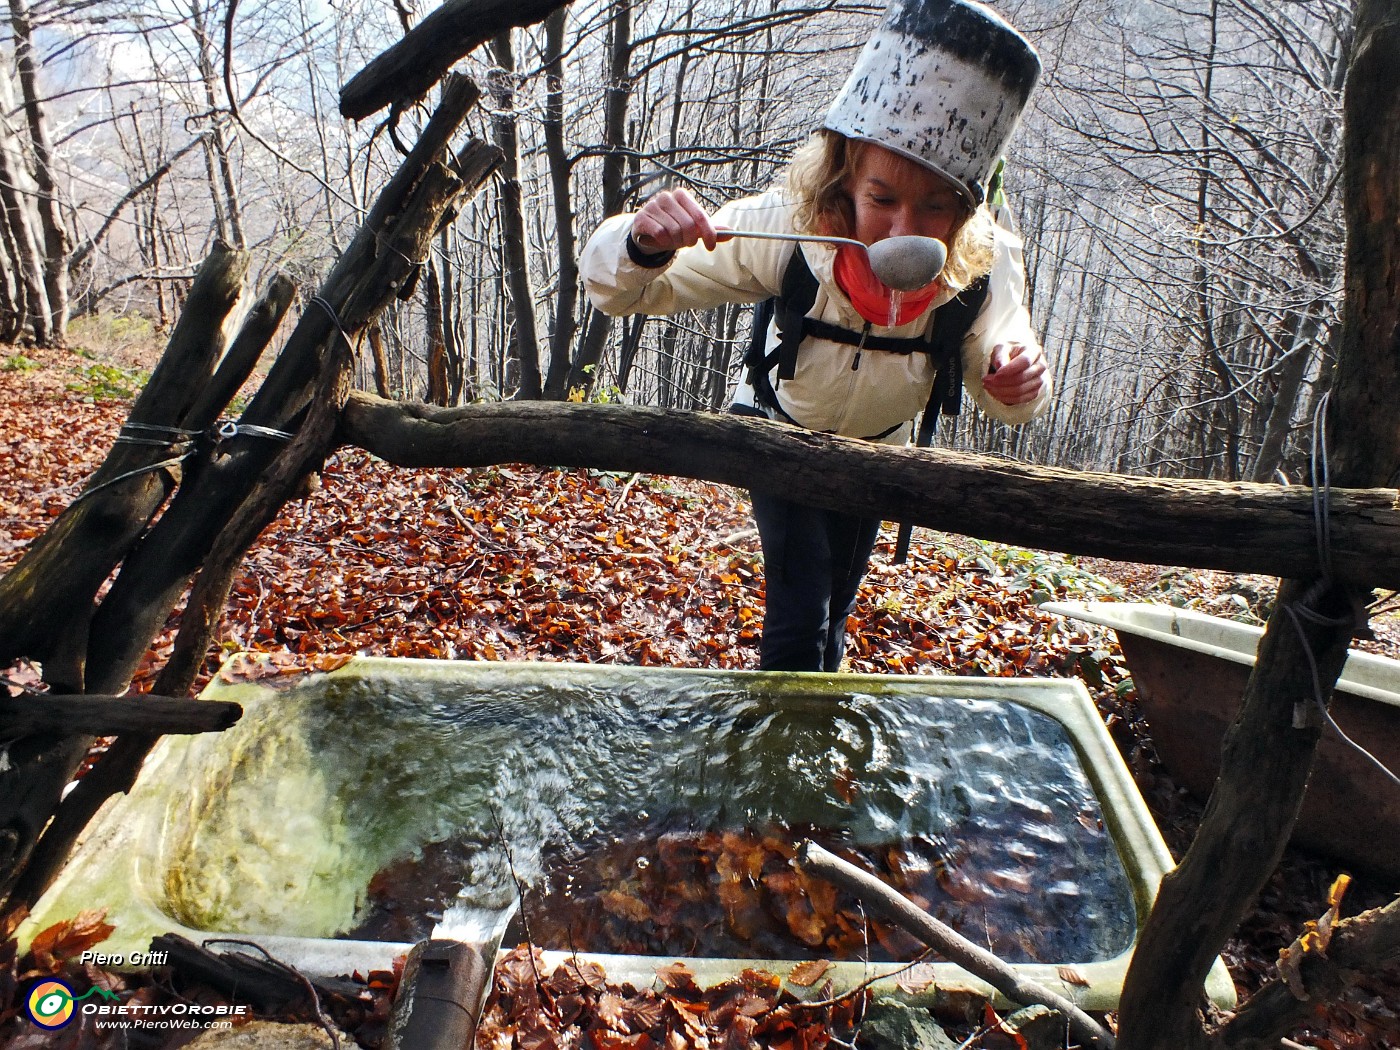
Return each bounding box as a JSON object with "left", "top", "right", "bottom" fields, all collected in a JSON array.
[{"left": 844, "top": 144, "right": 967, "bottom": 247}]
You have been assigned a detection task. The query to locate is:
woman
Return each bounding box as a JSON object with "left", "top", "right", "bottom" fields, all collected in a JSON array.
[{"left": 582, "top": 0, "right": 1050, "bottom": 671}]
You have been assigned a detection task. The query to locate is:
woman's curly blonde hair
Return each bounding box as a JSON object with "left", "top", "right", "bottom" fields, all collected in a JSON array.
[{"left": 785, "top": 130, "right": 996, "bottom": 292}]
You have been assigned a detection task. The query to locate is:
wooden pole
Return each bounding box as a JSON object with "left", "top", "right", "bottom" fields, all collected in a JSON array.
[{"left": 338, "top": 396, "right": 1400, "bottom": 590}]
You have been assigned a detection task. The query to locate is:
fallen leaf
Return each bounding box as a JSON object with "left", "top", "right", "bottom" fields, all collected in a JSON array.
[
  {"left": 1057, "top": 966, "right": 1090, "bottom": 988},
  {"left": 25, "top": 910, "right": 114, "bottom": 975},
  {"left": 894, "top": 963, "right": 938, "bottom": 995},
  {"left": 786, "top": 959, "right": 831, "bottom": 988}
]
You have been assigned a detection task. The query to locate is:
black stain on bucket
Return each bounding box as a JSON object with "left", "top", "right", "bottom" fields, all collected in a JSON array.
[{"left": 886, "top": 0, "right": 1041, "bottom": 102}]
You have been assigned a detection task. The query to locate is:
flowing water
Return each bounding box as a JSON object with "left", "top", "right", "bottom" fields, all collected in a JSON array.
[
  {"left": 887, "top": 288, "right": 905, "bottom": 329},
  {"left": 158, "top": 669, "right": 1137, "bottom": 963}
]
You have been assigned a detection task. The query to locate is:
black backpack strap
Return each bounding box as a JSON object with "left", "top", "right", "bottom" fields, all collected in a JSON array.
[
  {"left": 773, "top": 248, "right": 821, "bottom": 381},
  {"left": 895, "top": 274, "right": 992, "bottom": 564},
  {"left": 745, "top": 247, "right": 820, "bottom": 413},
  {"left": 748, "top": 255, "right": 991, "bottom": 445},
  {"left": 800, "top": 317, "right": 933, "bottom": 354},
  {"left": 915, "top": 274, "right": 991, "bottom": 442},
  {"left": 744, "top": 294, "right": 777, "bottom": 406}
]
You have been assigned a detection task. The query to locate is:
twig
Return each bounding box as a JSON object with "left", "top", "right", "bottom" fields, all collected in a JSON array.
[
  {"left": 788, "top": 948, "right": 934, "bottom": 1010},
  {"left": 708, "top": 527, "right": 759, "bottom": 549},
  {"left": 795, "top": 841, "right": 1116, "bottom": 1050},
  {"left": 201, "top": 938, "right": 341, "bottom": 1050},
  {"left": 613, "top": 472, "right": 642, "bottom": 510},
  {"left": 487, "top": 799, "right": 552, "bottom": 1013}
]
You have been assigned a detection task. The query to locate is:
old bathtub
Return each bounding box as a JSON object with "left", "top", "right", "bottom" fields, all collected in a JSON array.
[
  {"left": 1045, "top": 601, "right": 1400, "bottom": 883},
  {"left": 22, "top": 658, "right": 1234, "bottom": 1010}
]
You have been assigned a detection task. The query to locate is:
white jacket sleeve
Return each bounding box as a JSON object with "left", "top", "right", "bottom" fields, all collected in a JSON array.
[
  {"left": 581, "top": 192, "right": 793, "bottom": 317},
  {"left": 958, "top": 225, "right": 1052, "bottom": 426}
]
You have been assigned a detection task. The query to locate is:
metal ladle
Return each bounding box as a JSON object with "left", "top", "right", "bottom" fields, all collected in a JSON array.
[{"left": 717, "top": 230, "right": 948, "bottom": 291}]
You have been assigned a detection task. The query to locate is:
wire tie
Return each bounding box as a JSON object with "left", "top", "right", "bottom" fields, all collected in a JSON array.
[
  {"left": 237, "top": 423, "right": 294, "bottom": 441},
  {"left": 68, "top": 453, "right": 193, "bottom": 506},
  {"left": 309, "top": 295, "right": 354, "bottom": 352},
  {"left": 121, "top": 422, "right": 200, "bottom": 437},
  {"left": 1284, "top": 602, "right": 1400, "bottom": 789},
  {"left": 374, "top": 230, "right": 423, "bottom": 268},
  {"left": 210, "top": 420, "right": 294, "bottom": 442},
  {"left": 113, "top": 435, "right": 194, "bottom": 448}
]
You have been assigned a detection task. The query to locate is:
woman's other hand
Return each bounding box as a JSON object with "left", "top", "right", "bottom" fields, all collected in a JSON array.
[
  {"left": 984, "top": 343, "right": 1047, "bottom": 406},
  {"left": 630, "top": 189, "right": 719, "bottom": 253}
]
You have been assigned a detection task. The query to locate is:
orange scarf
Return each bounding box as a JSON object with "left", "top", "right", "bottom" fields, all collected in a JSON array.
[{"left": 833, "top": 244, "right": 940, "bottom": 326}]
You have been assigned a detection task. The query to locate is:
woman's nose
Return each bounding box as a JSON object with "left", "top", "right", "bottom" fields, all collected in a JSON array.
[{"left": 889, "top": 207, "right": 919, "bottom": 238}]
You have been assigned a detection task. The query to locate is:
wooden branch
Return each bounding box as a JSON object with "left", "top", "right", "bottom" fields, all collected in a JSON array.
[
  {"left": 1213, "top": 895, "right": 1400, "bottom": 1049},
  {"left": 0, "top": 245, "right": 248, "bottom": 911},
  {"left": 338, "top": 0, "right": 571, "bottom": 119},
  {"left": 0, "top": 694, "right": 241, "bottom": 735},
  {"left": 795, "top": 841, "right": 1115, "bottom": 1050},
  {"left": 155, "top": 350, "right": 354, "bottom": 698},
  {"left": 7, "top": 732, "right": 155, "bottom": 911},
  {"left": 5, "top": 78, "right": 501, "bottom": 915},
  {"left": 0, "top": 244, "right": 248, "bottom": 683},
  {"left": 336, "top": 397, "right": 1400, "bottom": 589},
  {"left": 82, "top": 81, "right": 498, "bottom": 698},
  {"left": 1118, "top": 6, "right": 1400, "bottom": 1048},
  {"left": 1118, "top": 580, "right": 1359, "bottom": 1050},
  {"left": 0, "top": 734, "right": 89, "bottom": 907},
  {"left": 185, "top": 273, "right": 298, "bottom": 432},
  {"left": 150, "top": 933, "right": 360, "bottom": 1013}
]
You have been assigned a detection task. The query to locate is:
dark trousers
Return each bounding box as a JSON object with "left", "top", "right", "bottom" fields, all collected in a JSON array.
[{"left": 749, "top": 490, "right": 882, "bottom": 672}]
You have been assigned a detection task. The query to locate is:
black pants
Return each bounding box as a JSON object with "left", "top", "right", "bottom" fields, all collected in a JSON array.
[{"left": 749, "top": 490, "right": 882, "bottom": 672}]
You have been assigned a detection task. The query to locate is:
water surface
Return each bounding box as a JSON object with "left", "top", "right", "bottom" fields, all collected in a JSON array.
[{"left": 160, "top": 668, "right": 1136, "bottom": 963}]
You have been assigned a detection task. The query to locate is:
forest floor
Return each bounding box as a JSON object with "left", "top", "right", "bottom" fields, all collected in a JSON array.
[{"left": 1, "top": 337, "right": 1399, "bottom": 1048}]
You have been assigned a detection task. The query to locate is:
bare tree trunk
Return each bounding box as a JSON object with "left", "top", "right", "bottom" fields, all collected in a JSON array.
[
  {"left": 565, "top": 0, "right": 632, "bottom": 398},
  {"left": 0, "top": 210, "right": 20, "bottom": 342},
  {"left": 0, "top": 70, "right": 49, "bottom": 345},
  {"left": 425, "top": 260, "right": 451, "bottom": 405},
  {"left": 437, "top": 228, "right": 466, "bottom": 403},
  {"left": 7, "top": 0, "right": 68, "bottom": 344},
  {"left": 368, "top": 322, "right": 392, "bottom": 398},
  {"left": 190, "top": 0, "right": 244, "bottom": 247},
  {"left": 1323, "top": 7, "right": 1399, "bottom": 491},
  {"left": 1248, "top": 311, "right": 1318, "bottom": 482},
  {"left": 541, "top": 7, "right": 579, "bottom": 400},
  {"left": 488, "top": 31, "right": 542, "bottom": 399}
]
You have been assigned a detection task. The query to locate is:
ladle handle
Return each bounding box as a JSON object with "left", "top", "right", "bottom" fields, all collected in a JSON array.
[{"left": 717, "top": 229, "right": 868, "bottom": 252}]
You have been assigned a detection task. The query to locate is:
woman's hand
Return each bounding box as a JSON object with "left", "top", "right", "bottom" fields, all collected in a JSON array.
[
  {"left": 630, "top": 189, "right": 719, "bottom": 253},
  {"left": 984, "top": 343, "right": 1048, "bottom": 406}
]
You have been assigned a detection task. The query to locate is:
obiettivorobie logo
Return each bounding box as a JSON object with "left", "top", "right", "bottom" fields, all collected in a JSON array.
[
  {"left": 25, "top": 979, "right": 120, "bottom": 1030},
  {"left": 23, "top": 975, "right": 250, "bottom": 1032}
]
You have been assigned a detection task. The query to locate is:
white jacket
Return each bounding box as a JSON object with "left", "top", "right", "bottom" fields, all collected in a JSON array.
[{"left": 580, "top": 189, "right": 1051, "bottom": 444}]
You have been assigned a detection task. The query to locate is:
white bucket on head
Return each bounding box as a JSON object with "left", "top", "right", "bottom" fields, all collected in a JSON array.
[{"left": 824, "top": 0, "right": 1041, "bottom": 204}]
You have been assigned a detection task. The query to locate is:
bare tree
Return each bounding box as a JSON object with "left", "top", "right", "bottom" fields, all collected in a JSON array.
[
  {"left": 7, "top": 0, "right": 69, "bottom": 342},
  {"left": 487, "top": 29, "right": 544, "bottom": 398},
  {"left": 1020, "top": 0, "right": 1349, "bottom": 480}
]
